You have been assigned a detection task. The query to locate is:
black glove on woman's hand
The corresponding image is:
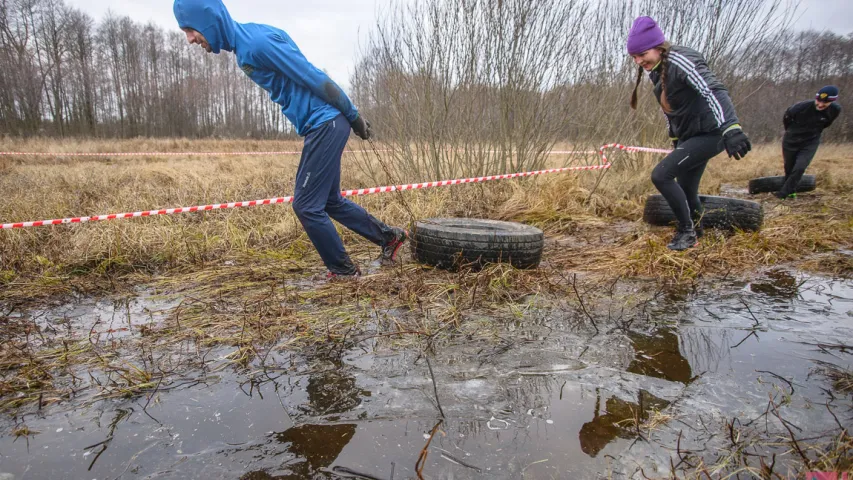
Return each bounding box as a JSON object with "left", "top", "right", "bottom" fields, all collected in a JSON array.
[{"left": 722, "top": 126, "right": 751, "bottom": 160}]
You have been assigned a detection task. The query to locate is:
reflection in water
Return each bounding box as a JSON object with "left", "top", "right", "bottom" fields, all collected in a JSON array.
[
  {"left": 749, "top": 269, "right": 800, "bottom": 299},
  {"left": 274, "top": 423, "right": 357, "bottom": 478},
  {"left": 579, "top": 389, "right": 670, "bottom": 458},
  {"left": 241, "top": 359, "right": 364, "bottom": 479},
  {"left": 301, "top": 364, "right": 368, "bottom": 417},
  {"left": 627, "top": 330, "right": 694, "bottom": 384}
]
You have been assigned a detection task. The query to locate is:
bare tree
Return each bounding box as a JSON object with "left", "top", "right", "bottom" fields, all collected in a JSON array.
[
  {"left": 0, "top": 0, "right": 847, "bottom": 145},
  {"left": 352, "top": 0, "right": 801, "bottom": 179}
]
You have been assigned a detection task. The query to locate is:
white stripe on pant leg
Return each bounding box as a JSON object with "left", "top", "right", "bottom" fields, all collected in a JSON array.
[
  {"left": 685, "top": 200, "right": 693, "bottom": 229},
  {"left": 677, "top": 154, "right": 691, "bottom": 165}
]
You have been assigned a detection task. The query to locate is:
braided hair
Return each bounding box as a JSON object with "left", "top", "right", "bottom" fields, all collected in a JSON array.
[{"left": 630, "top": 42, "right": 673, "bottom": 112}]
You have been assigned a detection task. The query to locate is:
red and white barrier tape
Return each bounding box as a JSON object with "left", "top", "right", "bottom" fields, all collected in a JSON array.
[
  {"left": 0, "top": 150, "right": 379, "bottom": 157},
  {"left": 597, "top": 143, "right": 672, "bottom": 164},
  {"left": 0, "top": 149, "right": 594, "bottom": 157},
  {"left": 0, "top": 144, "right": 668, "bottom": 229}
]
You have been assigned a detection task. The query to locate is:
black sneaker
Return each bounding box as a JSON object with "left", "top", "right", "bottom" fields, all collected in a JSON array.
[
  {"left": 667, "top": 229, "right": 699, "bottom": 251},
  {"left": 379, "top": 227, "right": 409, "bottom": 264},
  {"left": 694, "top": 224, "right": 705, "bottom": 239}
]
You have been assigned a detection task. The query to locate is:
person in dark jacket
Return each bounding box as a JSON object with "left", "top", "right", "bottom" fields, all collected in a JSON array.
[
  {"left": 777, "top": 86, "right": 842, "bottom": 199},
  {"left": 627, "top": 16, "right": 751, "bottom": 251},
  {"left": 173, "top": 0, "right": 408, "bottom": 279}
]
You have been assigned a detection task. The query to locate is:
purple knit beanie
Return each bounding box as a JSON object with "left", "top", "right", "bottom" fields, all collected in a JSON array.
[{"left": 627, "top": 16, "right": 666, "bottom": 55}]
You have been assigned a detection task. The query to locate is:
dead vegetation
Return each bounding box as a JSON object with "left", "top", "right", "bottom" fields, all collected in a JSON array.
[
  {"left": 0, "top": 140, "right": 850, "bottom": 295},
  {"left": 0, "top": 139, "right": 851, "bottom": 475}
]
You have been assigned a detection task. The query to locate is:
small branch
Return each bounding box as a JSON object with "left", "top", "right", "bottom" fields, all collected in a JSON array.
[
  {"left": 769, "top": 400, "right": 811, "bottom": 468},
  {"left": 825, "top": 402, "right": 845, "bottom": 433},
  {"left": 731, "top": 331, "right": 758, "bottom": 349},
  {"left": 425, "top": 355, "right": 445, "bottom": 419},
  {"left": 571, "top": 274, "right": 599, "bottom": 335},
  {"left": 415, "top": 420, "right": 443, "bottom": 480},
  {"left": 437, "top": 448, "right": 482, "bottom": 473},
  {"left": 142, "top": 375, "right": 164, "bottom": 411},
  {"left": 756, "top": 370, "right": 795, "bottom": 396},
  {"left": 740, "top": 298, "right": 761, "bottom": 327}
]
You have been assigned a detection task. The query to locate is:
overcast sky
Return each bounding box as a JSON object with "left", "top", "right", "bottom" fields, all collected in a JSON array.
[{"left": 66, "top": 0, "right": 853, "bottom": 90}]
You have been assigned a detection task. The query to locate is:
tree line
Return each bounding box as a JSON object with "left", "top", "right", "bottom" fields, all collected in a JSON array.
[
  {"left": 350, "top": 0, "right": 852, "bottom": 178},
  {"left": 0, "top": 0, "right": 850, "bottom": 151},
  {"left": 0, "top": 0, "right": 290, "bottom": 137}
]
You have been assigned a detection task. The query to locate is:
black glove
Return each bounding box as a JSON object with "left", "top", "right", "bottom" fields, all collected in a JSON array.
[
  {"left": 351, "top": 115, "right": 371, "bottom": 140},
  {"left": 722, "top": 126, "right": 751, "bottom": 160}
]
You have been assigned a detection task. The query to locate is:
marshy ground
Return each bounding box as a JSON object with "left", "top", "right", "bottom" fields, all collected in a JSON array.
[{"left": 0, "top": 139, "right": 851, "bottom": 479}]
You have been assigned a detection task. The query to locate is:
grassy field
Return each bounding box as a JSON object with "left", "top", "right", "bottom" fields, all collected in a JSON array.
[
  {"left": 0, "top": 139, "right": 851, "bottom": 476},
  {"left": 0, "top": 139, "right": 850, "bottom": 299}
]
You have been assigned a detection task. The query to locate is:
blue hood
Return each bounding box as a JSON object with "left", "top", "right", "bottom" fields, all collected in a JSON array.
[
  {"left": 172, "top": 0, "right": 360, "bottom": 136},
  {"left": 173, "top": 0, "right": 236, "bottom": 53}
]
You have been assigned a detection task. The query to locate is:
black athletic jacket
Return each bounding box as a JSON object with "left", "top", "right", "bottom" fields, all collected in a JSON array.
[
  {"left": 648, "top": 46, "right": 740, "bottom": 142},
  {"left": 783, "top": 100, "right": 842, "bottom": 148}
]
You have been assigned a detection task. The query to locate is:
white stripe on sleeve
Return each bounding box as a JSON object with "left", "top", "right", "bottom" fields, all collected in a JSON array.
[{"left": 669, "top": 51, "right": 725, "bottom": 128}]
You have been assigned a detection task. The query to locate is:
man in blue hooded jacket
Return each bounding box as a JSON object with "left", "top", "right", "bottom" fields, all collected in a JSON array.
[{"left": 173, "top": 0, "right": 408, "bottom": 278}]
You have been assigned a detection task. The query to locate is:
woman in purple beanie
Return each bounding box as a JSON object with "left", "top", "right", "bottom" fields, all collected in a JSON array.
[{"left": 627, "top": 16, "right": 752, "bottom": 251}]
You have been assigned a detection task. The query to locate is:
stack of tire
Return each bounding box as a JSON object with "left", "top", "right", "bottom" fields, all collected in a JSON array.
[
  {"left": 412, "top": 218, "right": 544, "bottom": 270},
  {"left": 642, "top": 195, "right": 763, "bottom": 231}
]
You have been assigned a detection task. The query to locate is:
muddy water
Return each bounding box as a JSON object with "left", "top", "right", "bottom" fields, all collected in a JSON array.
[{"left": 1, "top": 270, "right": 851, "bottom": 479}]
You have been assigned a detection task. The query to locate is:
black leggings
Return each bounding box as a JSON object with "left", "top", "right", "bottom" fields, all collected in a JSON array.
[
  {"left": 651, "top": 134, "right": 724, "bottom": 230},
  {"left": 780, "top": 141, "right": 819, "bottom": 196}
]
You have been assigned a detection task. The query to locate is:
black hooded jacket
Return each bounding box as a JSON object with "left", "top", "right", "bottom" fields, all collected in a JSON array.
[
  {"left": 647, "top": 46, "right": 740, "bottom": 141},
  {"left": 783, "top": 100, "right": 842, "bottom": 148}
]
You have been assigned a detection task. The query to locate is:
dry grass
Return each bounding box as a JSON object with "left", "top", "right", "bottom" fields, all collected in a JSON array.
[
  {"left": 507, "top": 144, "right": 853, "bottom": 280},
  {"left": 0, "top": 140, "right": 850, "bottom": 476},
  {"left": 0, "top": 140, "right": 850, "bottom": 293},
  {"left": 673, "top": 417, "right": 853, "bottom": 480}
]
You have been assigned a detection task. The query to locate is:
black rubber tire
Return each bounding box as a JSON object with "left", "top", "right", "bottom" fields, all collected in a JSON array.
[
  {"left": 412, "top": 218, "right": 544, "bottom": 270},
  {"left": 642, "top": 195, "right": 763, "bottom": 232},
  {"left": 748, "top": 175, "right": 816, "bottom": 194}
]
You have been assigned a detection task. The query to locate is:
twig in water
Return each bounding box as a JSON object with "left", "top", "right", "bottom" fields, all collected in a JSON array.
[
  {"left": 329, "top": 466, "right": 384, "bottom": 480},
  {"left": 756, "top": 370, "right": 795, "bottom": 395},
  {"left": 739, "top": 298, "right": 761, "bottom": 327},
  {"left": 570, "top": 274, "right": 599, "bottom": 335},
  {"left": 826, "top": 402, "right": 845, "bottom": 432},
  {"left": 415, "top": 420, "right": 443, "bottom": 480},
  {"left": 438, "top": 448, "right": 482, "bottom": 473},
  {"left": 142, "top": 375, "right": 164, "bottom": 411},
  {"left": 88, "top": 444, "right": 109, "bottom": 471},
  {"left": 112, "top": 441, "right": 160, "bottom": 480},
  {"left": 84, "top": 436, "right": 114, "bottom": 451},
  {"left": 731, "top": 331, "right": 758, "bottom": 349},
  {"left": 759, "top": 453, "right": 780, "bottom": 480},
  {"left": 425, "top": 355, "right": 445, "bottom": 419},
  {"left": 769, "top": 399, "right": 810, "bottom": 468}
]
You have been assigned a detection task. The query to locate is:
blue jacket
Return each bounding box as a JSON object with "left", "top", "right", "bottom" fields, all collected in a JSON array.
[{"left": 173, "top": 0, "right": 359, "bottom": 136}]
